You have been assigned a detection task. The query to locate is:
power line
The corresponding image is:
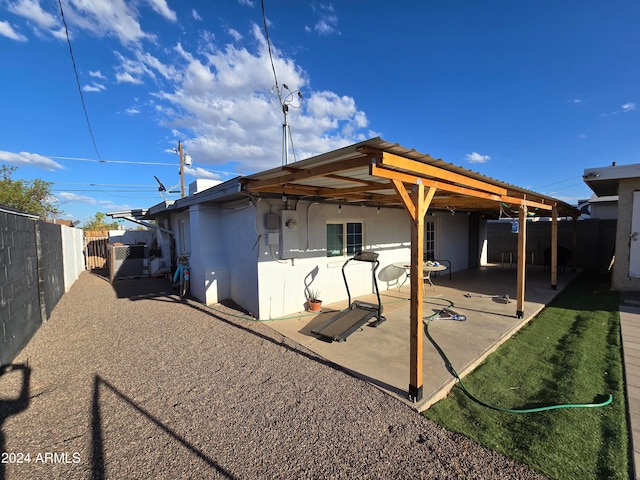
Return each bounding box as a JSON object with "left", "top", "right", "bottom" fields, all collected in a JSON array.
[
  {"left": 52, "top": 156, "right": 178, "bottom": 166},
  {"left": 57, "top": 0, "right": 102, "bottom": 160},
  {"left": 52, "top": 182, "right": 156, "bottom": 187},
  {"left": 52, "top": 189, "right": 164, "bottom": 193},
  {"left": 49, "top": 155, "right": 237, "bottom": 177},
  {"left": 533, "top": 175, "right": 583, "bottom": 189}
]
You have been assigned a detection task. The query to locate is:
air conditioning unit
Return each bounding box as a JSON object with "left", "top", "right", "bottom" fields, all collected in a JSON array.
[{"left": 109, "top": 245, "right": 149, "bottom": 281}]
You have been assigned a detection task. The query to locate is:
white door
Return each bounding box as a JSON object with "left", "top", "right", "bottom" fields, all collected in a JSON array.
[{"left": 629, "top": 191, "right": 640, "bottom": 278}]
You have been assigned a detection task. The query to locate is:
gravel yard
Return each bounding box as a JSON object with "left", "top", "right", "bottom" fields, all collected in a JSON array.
[{"left": 0, "top": 271, "right": 546, "bottom": 479}]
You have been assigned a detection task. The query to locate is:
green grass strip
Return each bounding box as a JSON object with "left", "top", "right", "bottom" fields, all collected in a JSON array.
[{"left": 423, "top": 272, "right": 630, "bottom": 480}]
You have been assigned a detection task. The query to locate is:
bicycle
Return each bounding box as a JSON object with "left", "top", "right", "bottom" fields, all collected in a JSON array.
[{"left": 172, "top": 254, "right": 190, "bottom": 298}]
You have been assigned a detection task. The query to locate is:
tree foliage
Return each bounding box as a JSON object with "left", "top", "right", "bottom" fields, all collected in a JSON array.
[
  {"left": 82, "top": 212, "right": 119, "bottom": 231},
  {"left": 0, "top": 165, "right": 61, "bottom": 219}
]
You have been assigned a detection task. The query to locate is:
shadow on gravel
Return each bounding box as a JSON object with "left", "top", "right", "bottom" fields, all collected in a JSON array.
[
  {"left": 90, "top": 375, "right": 237, "bottom": 480},
  {"left": 0, "top": 363, "right": 31, "bottom": 480},
  {"left": 186, "top": 301, "right": 409, "bottom": 399},
  {"left": 106, "top": 276, "right": 409, "bottom": 399}
]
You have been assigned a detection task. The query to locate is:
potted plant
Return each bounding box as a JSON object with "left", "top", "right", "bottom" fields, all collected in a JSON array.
[{"left": 307, "top": 289, "right": 322, "bottom": 312}]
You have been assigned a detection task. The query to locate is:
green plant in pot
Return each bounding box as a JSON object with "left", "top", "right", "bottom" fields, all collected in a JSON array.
[{"left": 307, "top": 289, "right": 322, "bottom": 311}]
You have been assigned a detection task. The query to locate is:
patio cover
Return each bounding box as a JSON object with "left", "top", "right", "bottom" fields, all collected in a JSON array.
[{"left": 241, "top": 137, "right": 580, "bottom": 402}]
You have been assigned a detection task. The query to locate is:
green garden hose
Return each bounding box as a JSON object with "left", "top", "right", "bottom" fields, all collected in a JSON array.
[{"left": 424, "top": 300, "right": 613, "bottom": 413}]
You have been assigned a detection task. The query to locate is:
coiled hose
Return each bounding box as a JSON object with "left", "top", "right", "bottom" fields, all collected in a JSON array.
[{"left": 424, "top": 299, "right": 613, "bottom": 413}]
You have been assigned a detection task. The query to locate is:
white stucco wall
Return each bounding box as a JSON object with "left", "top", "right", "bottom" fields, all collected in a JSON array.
[
  {"left": 253, "top": 200, "right": 412, "bottom": 320},
  {"left": 178, "top": 196, "right": 485, "bottom": 319},
  {"left": 220, "top": 204, "right": 260, "bottom": 315},
  {"left": 184, "top": 202, "right": 260, "bottom": 312},
  {"left": 62, "top": 225, "right": 84, "bottom": 291},
  {"left": 188, "top": 205, "right": 231, "bottom": 306},
  {"left": 433, "top": 211, "right": 470, "bottom": 272}
]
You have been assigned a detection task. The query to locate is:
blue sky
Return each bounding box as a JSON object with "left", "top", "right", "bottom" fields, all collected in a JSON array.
[{"left": 1, "top": 1, "right": 638, "bottom": 225}]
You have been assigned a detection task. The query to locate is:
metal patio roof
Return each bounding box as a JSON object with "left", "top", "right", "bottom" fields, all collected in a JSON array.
[{"left": 241, "top": 137, "right": 579, "bottom": 218}]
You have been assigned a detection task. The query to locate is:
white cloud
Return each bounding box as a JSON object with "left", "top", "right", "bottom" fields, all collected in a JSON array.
[
  {"left": 0, "top": 151, "right": 63, "bottom": 170},
  {"left": 0, "top": 20, "right": 27, "bottom": 41},
  {"left": 7, "top": 0, "right": 59, "bottom": 30},
  {"left": 192, "top": 9, "right": 202, "bottom": 21},
  {"left": 8, "top": 4, "right": 370, "bottom": 176},
  {"left": 307, "top": 3, "right": 340, "bottom": 36},
  {"left": 569, "top": 98, "right": 582, "bottom": 104},
  {"left": 57, "top": 192, "right": 98, "bottom": 204},
  {"left": 184, "top": 166, "right": 222, "bottom": 180},
  {"left": 466, "top": 152, "right": 491, "bottom": 164},
  {"left": 150, "top": 24, "right": 369, "bottom": 173},
  {"left": 145, "top": 0, "right": 176, "bottom": 22},
  {"left": 228, "top": 28, "right": 242, "bottom": 41},
  {"left": 83, "top": 83, "right": 106, "bottom": 92},
  {"left": 601, "top": 102, "right": 636, "bottom": 117},
  {"left": 7, "top": 0, "right": 175, "bottom": 45}
]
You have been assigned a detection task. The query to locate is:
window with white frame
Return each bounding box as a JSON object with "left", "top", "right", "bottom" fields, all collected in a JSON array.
[
  {"left": 425, "top": 220, "right": 436, "bottom": 261},
  {"left": 326, "top": 221, "right": 363, "bottom": 257}
]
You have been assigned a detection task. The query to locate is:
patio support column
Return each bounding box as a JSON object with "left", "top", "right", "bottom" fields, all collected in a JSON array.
[
  {"left": 551, "top": 207, "right": 558, "bottom": 290},
  {"left": 516, "top": 204, "right": 528, "bottom": 319},
  {"left": 572, "top": 215, "right": 578, "bottom": 272},
  {"left": 390, "top": 179, "right": 435, "bottom": 403}
]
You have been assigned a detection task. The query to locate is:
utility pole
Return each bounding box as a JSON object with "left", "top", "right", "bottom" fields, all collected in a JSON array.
[{"left": 178, "top": 141, "right": 185, "bottom": 198}]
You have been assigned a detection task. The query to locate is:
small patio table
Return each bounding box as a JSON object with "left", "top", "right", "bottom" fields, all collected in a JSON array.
[{"left": 392, "top": 262, "right": 448, "bottom": 291}]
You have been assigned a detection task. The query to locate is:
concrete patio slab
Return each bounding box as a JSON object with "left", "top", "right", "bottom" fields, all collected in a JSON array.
[{"left": 265, "top": 264, "right": 579, "bottom": 411}]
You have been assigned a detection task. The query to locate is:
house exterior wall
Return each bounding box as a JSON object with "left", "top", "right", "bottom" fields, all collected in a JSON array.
[
  {"left": 189, "top": 205, "right": 229, "bottom": 305},
  {"left": 253, "top": 200, "right": 411, "bottom": 319},
  {"left": 170, "top": 196, "right": 485, "bottom": 319},
  {"left": 612, "top": 179, "right": 640, "bottom": 291},
  {"left": 220, "top": 204, "right": 259, "bottom": 314},
  {"left": 434, "top": 211, "right": 470, "bottom": 271}
]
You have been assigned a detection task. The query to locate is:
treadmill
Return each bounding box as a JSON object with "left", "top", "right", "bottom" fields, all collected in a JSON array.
[{"left": 311, "top": 251, "right": 385, "bottom": 342}]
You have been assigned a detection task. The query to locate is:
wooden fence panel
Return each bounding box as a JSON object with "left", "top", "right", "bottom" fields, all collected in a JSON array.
[{"left": 84, "top": 231, "right": 109, "bottom": 270}]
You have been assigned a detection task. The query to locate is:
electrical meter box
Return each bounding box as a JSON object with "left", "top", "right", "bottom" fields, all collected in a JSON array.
[{"left": 281, "top": 210, "right": 299, "bottom": 259}]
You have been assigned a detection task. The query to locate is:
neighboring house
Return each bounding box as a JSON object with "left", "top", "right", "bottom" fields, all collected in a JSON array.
[
  {"left": 111, "top": 138, "right": 578, "bottom": 321},
  {"left": 584, "top": 162, "right": 640, "bottom": 291},
  {"left": 587, "top": 194, "right": 619, "bottom": 220}
]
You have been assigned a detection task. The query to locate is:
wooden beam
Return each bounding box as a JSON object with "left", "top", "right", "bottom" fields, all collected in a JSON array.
[
  {"left": 500, "top": 195, "right": 554, "bottom": 211},
  {"left": 551, "top": 207, "right": 558, "bottom": 289},
  {"left": 317, "top": 182, "right": 391, "bottom": 197},
  {"left": 516, "top": 205, "right": 527, "bottom": 318},
  {"left": 380, "top": 152, "right": 508, "bottom": 196},
  {"left": 391, "top": 179, "right": 417, "bottom": 221},
  {"left": 243, "top": 156, "right": 372, "bottom": 191},
  {"left": 371, "top": 164, "right": 503, "bottom": 202}
]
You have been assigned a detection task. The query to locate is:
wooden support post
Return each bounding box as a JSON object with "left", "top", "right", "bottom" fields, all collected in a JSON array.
[
  {"left": 408, "top": 183, "right": 425, "bottom": 402},
  {"left": 551, "top": 207, "right": 558, "bottom": 290},
  {"left": 389, "top": 179, "right": 435, "bottom": 403},
  {"left": 516, "top": 204, "right": 527, "bottom": 318},
  {"left": 572, "top": 215, "right": 578, "bottom": 272}
]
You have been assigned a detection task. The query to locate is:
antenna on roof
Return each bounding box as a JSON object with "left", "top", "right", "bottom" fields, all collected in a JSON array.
[
  {"left": 153, "top": 175, "right": 180, "bottom": 201},
  {"left": 271, "top": 84, "right": 303, "bottom": 166},
  {"left": 154, "top": 175, "right": 167, "bottom": 192},
  {"left": 262, "top": 0, "right": 303, "bottom": 166}
]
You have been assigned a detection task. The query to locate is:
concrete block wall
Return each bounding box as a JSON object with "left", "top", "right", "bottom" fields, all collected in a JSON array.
[
  {"left": 1, "top": 211, "right": 84, "bottom": 365},
  {"left": 0, "top": 212, "right": 41, "bottom": 365}
]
